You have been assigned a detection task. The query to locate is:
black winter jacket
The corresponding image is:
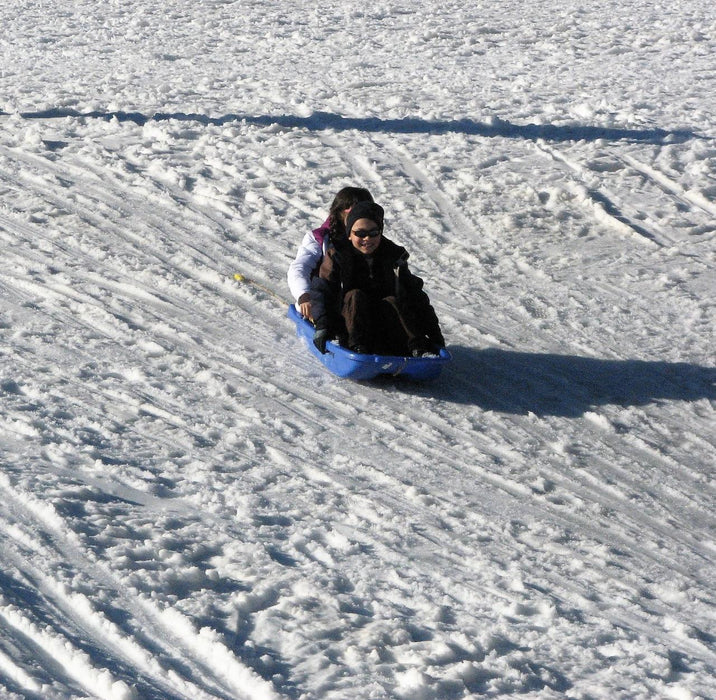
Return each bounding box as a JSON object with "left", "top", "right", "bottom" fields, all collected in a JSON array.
[{"left": 311, "top": 236, "right": 444, "bottom": 347}]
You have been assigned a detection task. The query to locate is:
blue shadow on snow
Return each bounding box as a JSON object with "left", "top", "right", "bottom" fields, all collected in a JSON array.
[
  {"left": 428, "top": 347, "right": 716, "bottom": 417},
  {"left": 6, "top": 107, "right": 703, "bottom": 144}
]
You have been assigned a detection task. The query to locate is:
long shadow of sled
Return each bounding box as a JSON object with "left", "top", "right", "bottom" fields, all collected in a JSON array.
[{"left": 426, "top": 346, "right": 716, "bottom": 418}]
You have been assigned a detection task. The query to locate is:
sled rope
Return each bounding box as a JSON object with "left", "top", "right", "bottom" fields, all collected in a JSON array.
[{"left": 233, "top": 273, "right": 290, "bottom": 305}]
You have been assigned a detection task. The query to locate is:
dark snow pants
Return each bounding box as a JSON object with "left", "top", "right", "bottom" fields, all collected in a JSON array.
[{"left": 341, "top": 289, "right": 425, "bottom": 355}]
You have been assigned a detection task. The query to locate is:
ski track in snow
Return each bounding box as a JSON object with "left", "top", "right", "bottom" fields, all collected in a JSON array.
[
  {"left": 2, "top": 1, "right": 716, "bottom": 698},
  {"left": 1, "top": 109, "right": 715, "bottom": 700}
]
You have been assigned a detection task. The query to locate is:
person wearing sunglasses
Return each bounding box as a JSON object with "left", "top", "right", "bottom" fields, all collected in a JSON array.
[
  {"left": 287, "top": 186, "right": 374, "bottom": 322},
  {"left": 311, "top": 201, "right": 444, "bottom": 357}
]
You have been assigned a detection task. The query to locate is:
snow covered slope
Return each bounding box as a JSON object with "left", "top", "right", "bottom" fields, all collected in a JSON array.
[{"left": 1, "top": 1, "right": 714, "bottom": 698}]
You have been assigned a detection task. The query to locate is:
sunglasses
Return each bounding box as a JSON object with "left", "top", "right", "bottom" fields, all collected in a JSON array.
[{"left": 350, "top": 228, "right": 381, "bottom": 239}]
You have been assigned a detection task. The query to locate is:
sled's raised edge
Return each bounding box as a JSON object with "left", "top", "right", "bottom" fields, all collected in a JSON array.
[{"left": 287, "top": 304, "right": 450, "bottom": 380}]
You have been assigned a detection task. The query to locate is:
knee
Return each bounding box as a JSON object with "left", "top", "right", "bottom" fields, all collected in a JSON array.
[
  {"left": 343, "top": 289, "right": 369, "bottom": 307},
  {"left": 381, "top": 296, "right": 404, "bottom": 316},
  {"left": 345, "top": 289, "right": 367, "bottom": 301}
]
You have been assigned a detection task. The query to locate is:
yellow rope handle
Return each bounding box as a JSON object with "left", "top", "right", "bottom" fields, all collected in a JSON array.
[{"left": 233, "top": 273, "right": 289, "bottom": 305}]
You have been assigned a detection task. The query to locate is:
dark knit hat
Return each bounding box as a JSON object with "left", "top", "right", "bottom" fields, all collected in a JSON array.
[{"left": 345, "top": 201, "right": 384, "bottom": 236}]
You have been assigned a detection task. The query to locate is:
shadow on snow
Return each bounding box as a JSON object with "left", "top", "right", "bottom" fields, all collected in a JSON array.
[
  {"left": 430, "top": 346, "right": 716, "bottom": 417},
  {"left": 5, "top": 107, "right": 704, "bottom": 144}
]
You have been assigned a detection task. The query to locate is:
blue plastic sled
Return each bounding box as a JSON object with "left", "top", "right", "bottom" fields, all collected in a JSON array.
[{"left": 288, "top": 304, "right": 451, "bottom": 380}]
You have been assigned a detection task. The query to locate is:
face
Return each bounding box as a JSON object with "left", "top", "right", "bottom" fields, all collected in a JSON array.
[
  {"left": 341, "top": 207, "right": 352, "bottom": 224},
  {"left": 349, "top": 218, "right": 382, "bottom": 254}
]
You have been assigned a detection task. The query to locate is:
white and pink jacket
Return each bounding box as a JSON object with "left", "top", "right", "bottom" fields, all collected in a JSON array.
[{"left": 287, "top": 218, "right": 331, "bottom": 307}]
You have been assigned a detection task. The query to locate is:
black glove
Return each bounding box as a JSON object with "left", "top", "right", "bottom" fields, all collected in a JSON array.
[{"left": 313, "top": 329, "right": 330, "bottom": 354}]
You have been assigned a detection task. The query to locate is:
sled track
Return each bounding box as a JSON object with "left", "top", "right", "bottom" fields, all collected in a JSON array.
[
  {"left": 0, "top": 472, "right": 277, "bottom": 700},
  {"left": 1, "top": 114, "right": 715, "bottom": 698}
]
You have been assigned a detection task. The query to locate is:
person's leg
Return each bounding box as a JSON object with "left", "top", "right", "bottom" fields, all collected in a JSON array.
[
  {"left": 373, "top": 297, "right": 410, "bottom": 355},
  {"left": 341, "top": 289, "right": 373, "bottom": 352},
  {"left": 380, "top": 296, "right": 432, "bottom": 355}
]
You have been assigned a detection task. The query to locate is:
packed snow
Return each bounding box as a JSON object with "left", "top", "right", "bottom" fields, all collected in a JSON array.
[{"left": 1, "top": 0, "right": 715, "bottom": 698}]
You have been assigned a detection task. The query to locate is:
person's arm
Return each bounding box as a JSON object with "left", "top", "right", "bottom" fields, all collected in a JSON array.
[
  {"left": 287, "top": 232, "right": 322, "bottom": 318},
  {"left": 310, "top": 248, "right": 344, "bottom": 352}
]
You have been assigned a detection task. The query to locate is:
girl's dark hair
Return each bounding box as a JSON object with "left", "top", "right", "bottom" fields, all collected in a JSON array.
[{"left": 327, "top": 187, "right": 374, "bottom": 241}]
